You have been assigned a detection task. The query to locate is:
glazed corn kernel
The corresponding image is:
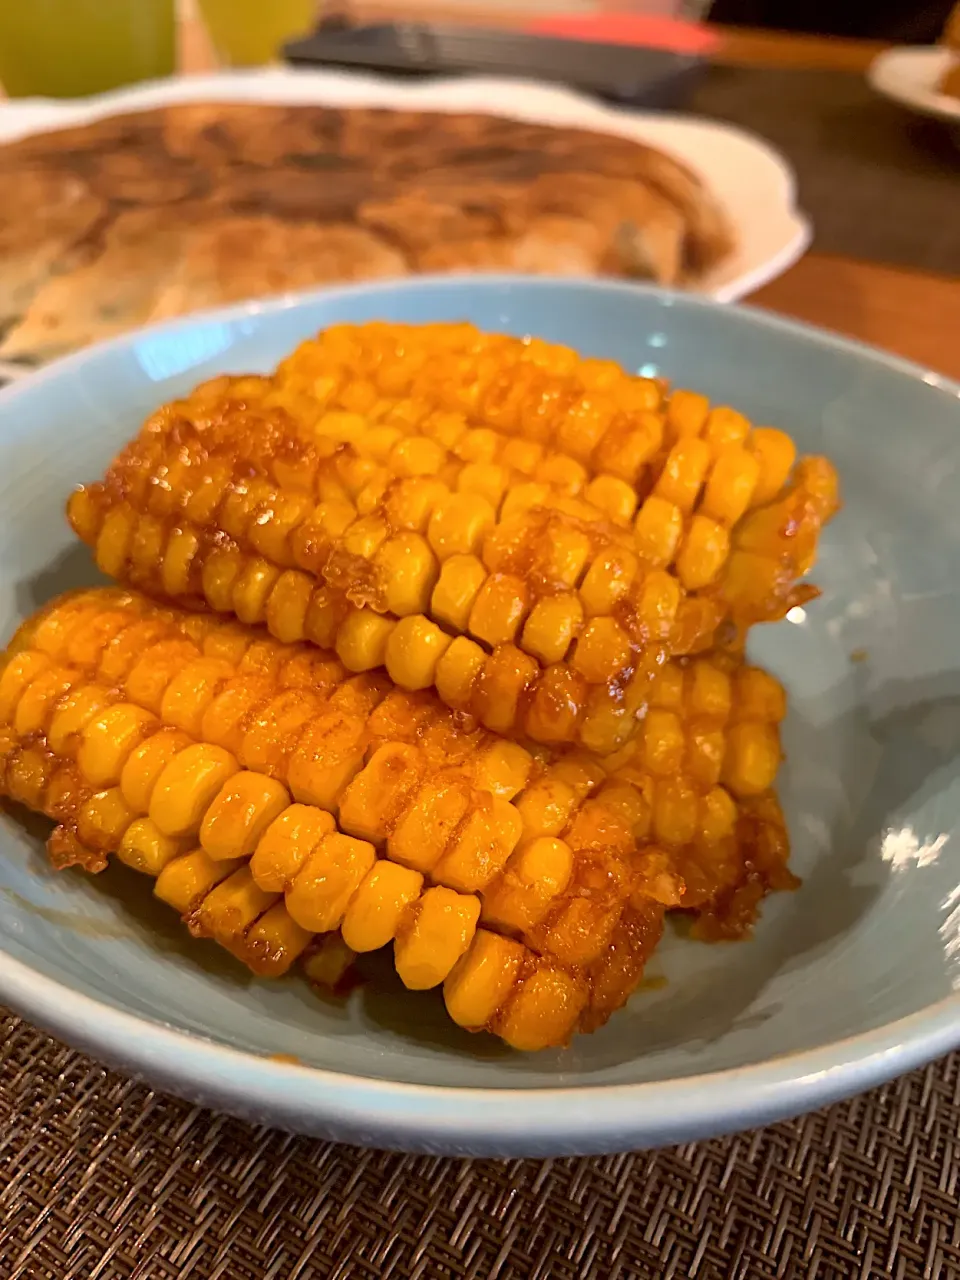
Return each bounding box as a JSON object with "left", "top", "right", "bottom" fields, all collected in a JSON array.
[
  {"left": 496, "top": 967, "right": 588, "bottom": 1052},
  {"left": 394, "top": 886, "right": 480, "bottom": 990},
  {"left": 199, "top": 772, "right": 291, "bottom": 861},
  {"left": 148, "top": 743, "right": 239, "bottom": 837},
  {"left": 341, "top": 860, "right": 424, "bottom": 952},
  {"left": 118, "top": 816, "right": 188, "bottom": 875},
  {"left": 482, "top": 836, "right": 574, "bottom": 933},
  {"left": 443, "top": 930, "right": 527, "bottom": 1031},
  {"left": 249, "top": 803, "right": 336, "bottom": 892},
  {"left": 285, "top": 832, "right": 377, "bottom": 933},
  {"left": 78, "top": 703, "right": 158, "bottom": 788},
  {"left": 155, "top": 849, "right": 244, "bottom": 915}
]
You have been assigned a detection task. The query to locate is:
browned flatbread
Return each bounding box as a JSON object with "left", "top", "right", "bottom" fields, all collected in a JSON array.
[{"left": 0, "top": 101, "right": 736, "bottom": 363}]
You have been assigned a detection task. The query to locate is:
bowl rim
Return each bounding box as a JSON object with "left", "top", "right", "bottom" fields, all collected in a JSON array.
[{"left": 2, "top": 272, "right": 959, "bottom": 1154}]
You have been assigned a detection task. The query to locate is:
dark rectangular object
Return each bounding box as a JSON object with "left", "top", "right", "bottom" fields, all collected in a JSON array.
[{"left": 283, "top": 22, "right": 706, "bottom": 109}]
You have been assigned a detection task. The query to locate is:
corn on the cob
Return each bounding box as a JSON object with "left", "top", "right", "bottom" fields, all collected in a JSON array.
[
  {"left": 11, "top": 588, "right": 786, "bottom": 937},
  {"left": 1, "top": 588, "right": 795, "bottom": 1046},
  {"left": 67, "top": 323, "right": 838, "bottom": 751}
]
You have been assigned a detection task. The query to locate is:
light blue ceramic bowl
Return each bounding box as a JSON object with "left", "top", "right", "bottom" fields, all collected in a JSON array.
[{"left": 2, "top": 276, "right": 960, "bottom": 1158}]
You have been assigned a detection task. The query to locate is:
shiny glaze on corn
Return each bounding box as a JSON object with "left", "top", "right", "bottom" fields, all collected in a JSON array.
[{"left": 67, "top": 322, "right": 839, "bottom": 751}]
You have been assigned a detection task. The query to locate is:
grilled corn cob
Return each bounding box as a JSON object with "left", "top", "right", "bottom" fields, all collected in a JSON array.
[
  {"left": 67, "top": 323, "right": 838, "bottom": 750},
  {"left": 11, "top": 587, "right": 786, "bottom": 937},
  {"left": 1, "top": 589, "right": 793, "bottom": 1045},
  {"left": 1, "top": 590, "right": 686, "bottom": 1047}
]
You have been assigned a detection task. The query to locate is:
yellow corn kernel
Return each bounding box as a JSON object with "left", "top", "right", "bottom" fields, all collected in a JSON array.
[
  {"left": 302, "top": 935, "right": 356, "bottom": 989},
  {"left": 633, "top": 496, "right": 683, "bottom": 568},
  {"left": 655, "top": 439, "right": 712, "bottom": 512},
  {"left": 248, "top": 492, "right": 313, "bottom": 568},
  {"left": 0, "top": 650, "right": 52, "bottom": 722},
  {"left": 5, "top": 744, "right": 55, "bottom": 810},
  {"left": 119, "top": 727, "right": 194, "bottom": 813},
  {"left": 78, "top": 703, "right": 159, "bottom": 788},
  {"left": 653, "top": 778, "right": 698, "bottom": 846},
  {"left": 520, "top": 594, "right": 582, "bottom": 665},
  {"left": 749, "top": 427, "right": 797, "bottom": 505},
  {"left": 394, "top": 886, "right": 480, "bottom": 990},
  {"left": 46, "top": 685, "right": 115, "bottom": 757},
  {"left": 338, "top": 742, "right": 423, "bottom": 844},
  {"left": 636, "top": 570, "right": 681, "bottom": 640},
  {"left": 735, "top": 667, "right": 787, "bottom": 723},
  {"left": 159, "top": 658, "right": 233, "bottom": 737},
  {"left": 594, "top": 416, "right": 662, "bottom": 484},
  {"left": 686, "top": 726, "right": 725, "bottom": 789},
  {"left": 579, "top": 550, "right": 639, "bottom": 618},
  {"left": 387, "top": 777, "right": 471, "bottom": 873},
  {"left": 514, "top": 777, "right": 579, "bottom": 838},
  {"left": 340, "top": 513, "right": 388, "bottom": 561},
  {"left": 687, "top": 661, "right": 733, "bottom": 721},
  {"left": 649, "top": 663, "right": 683, "bottom": 710},
  {"left": 482, "top": 836, "right": 574, "bottom": 932},
  {"left": 200, "top": 772, "right": 291, "bottom": 861},
  {"left": 125, "top": 640, "right": 198, "bottom": 714},
  {"left": 430, "top": 555, "right": 487, "bottom": 633},
  {"left": 500, "top": 482, "right": 550, "bottom": 521},
  {"left": 583, "top": 475, "right": 638, "bottom": 525},
  {"left": 500, "top": 438, "right": 544, "bottom": 475},
  {"left": 315, "top": 409, "right": 367, "bottom": 443},
  {"left": 199, "top": 677, "right": 271, "bottom": 755},
  {"left": 76, "top": 786, "right": 135, "bottom": 851},
  {"left": 340, "top": 858, "right": 424, "bottom": 952},
  {"left": 287, "top": 713, "right": 366, "bottom": 812},
  {"left": 118, "top": 816, "right": 188, "bottom": 875},
  {"left": 149, "top": 743, "right": 239, "bottom": 838},
  {"left": 389, "top": 435, "right": 446, "bottom": 478},
  {"left": 196, "top": 866, "right": 279, "bottom": 947},
  {"left": 243, "top": 903, "right": 313, "bottom": 977},
  {"left": 578, "top": 688, "right": 632, "bottom": 756},
  {"left": 98, "top": 618, "right": 170, "bottom": 683},
  {"left": 95, "top": 504, "right": 136, "bottom": 579},
  {"left": 667, "top": 388, "right": 709, "bottom": 438},
  {"left": 676, "top": 515, "right": 730, "bottom": 591},
  {"left": 722, "top": 722, "right": 780, "bottom": 797},
  {"left": 455, "top": 426, "right": 499, "bottom": 464},
  {"left": 468, "top": 574, "right": 528, "bottom": 648},
  {"left": 374, "top": 533, "right": 437, "bottom": 617},
  {"left": 66, "top": 487, "right": 102, "bottom": 544},
  {"left": 201, "top": 543, "right": 245, "bottom": 612},
  {"left": 285, "top": 832, "right": 377, "bottom": 932},
  {"left": 232, "top": 557, "right": 281, "bottom": 626},
  {"left": 595, "top": 781, "right": 651, "bottom": 838},
  {"left": 13, "top": 665, "right": 79, "bottom": 736},
  {"left": 335, "top": 608, "right": 396, "bottom": 674},
  {"left": 250, "top": 803, "right": 336, "bottom": 892},
  {"left": 384, "top": 616, "right": 451, "bottom": 692},
  {"left": 444, "top": 931, "right": 526, "bottom": 1031},
  {"left": 472, "top": 740, "right": 533, "bottom": 800},
  {"left": 155, "top": 848, "right": 243, "bottom": 915},
  {"left": 457, "top": 462, "right": 508, "bottom": 507},
  {"left": 434, "top": 635, "right": 485, "bottom": 708},
  {"left": 382, "top": 478, "right": 448, "bottom": 533},
  {"left": 159, "top": 526, "right": 200, "bottom": 598},
  {"left": 497, "top": 967, "right": 587, "bottom": 1051},
  {"left": 572, "top": 618, "right": 632, "bottom": 684},
  {"left": 550, "top": 753, "right": 606, "bottom": 799},
  {"left": 291, "top": 501, "right": 355, "bottom": 574},
  {"left": 643, "top": 708, "right": 686, "bottom": 776},
  {"left": 64, "top": 608, "right": 136, "bottom": 668},
  {"left": 704, "top": 405, "right": 751, "bottom": 450},
  {"left": 535, "top": 453, "right": 587, "bottom": 496},
  {"left": 472, "top": 645, "right": 537, "bottom": 737},
  {"left": 427, "top": 493, "right": 496, "bottom": 560},
  {"left": 701, "top": 786, "right": 737, "bottom": 843},
  {"left": 432, "top": 798, "right": 523, "bottom": 893},
  {"left": 700, "top": 447, "right": 761, "bottom": 526},
  {"left": 266, "top": 570, "right": 314, "bottom": 644}
]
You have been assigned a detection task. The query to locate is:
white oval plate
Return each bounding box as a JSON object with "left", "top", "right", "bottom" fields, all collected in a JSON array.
[
  {"left": 868, "top": 46, "right": 960, "bottom": 124},
  {"left": 0, "top": 67, "right": 810, "bottom": 304}
]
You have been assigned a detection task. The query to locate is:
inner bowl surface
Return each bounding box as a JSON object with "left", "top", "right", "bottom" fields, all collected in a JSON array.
[{"left": 1, "top": 275, "right": 959, "bottom": 1156}]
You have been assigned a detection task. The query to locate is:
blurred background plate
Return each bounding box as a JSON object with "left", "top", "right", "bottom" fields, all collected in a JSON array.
[
  {"left": 1, "top": 275, "right": 960, "bottom": 1157},
  {"left": 0, "top": 67, "right": 810, "bottom": 304},
  {"left": 868, "top": 45, "right": 960, "bottom": 122}
]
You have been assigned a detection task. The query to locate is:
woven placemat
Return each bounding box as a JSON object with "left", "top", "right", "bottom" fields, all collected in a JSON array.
[
  {"left": 688, "top": 65, "right": 960, "bottom": 277},
  {"left": 2, "top": 1011, "right": 959, "bottom": 1279}
]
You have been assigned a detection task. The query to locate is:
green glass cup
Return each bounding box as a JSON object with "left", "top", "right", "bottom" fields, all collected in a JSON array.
[
  {"left": 0, "top": 0, "right": 175, "bottom": 98},
  {"left": 198, "top": 0, "right": 317, "bottom": 66}
]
